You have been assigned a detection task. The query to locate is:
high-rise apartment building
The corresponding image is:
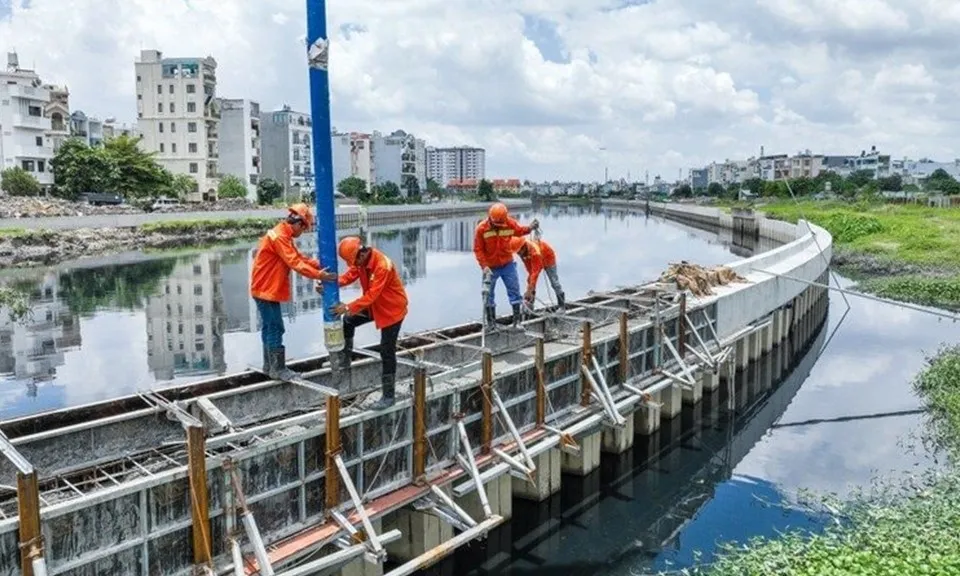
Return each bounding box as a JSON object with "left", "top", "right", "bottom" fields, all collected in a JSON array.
[
  {"left": 261, "top": 105, "right": 314, "bottom": 199},
  {"left": 425, "top": 146, "right": 485, "bottom": 186},
  {"left": 135, "top": 49, "right": 221, "bottom": 201},
  {"left": 218, "top": 98, "right": 261, "bottom": 201},
  {"left": 372, "top": 129, "right": 423, "bottom": 196},
  {"left": 0, "top": 52, "right": 54, "bottom": 188},
  {"left": 331, "top": 130, "right": 374, "bottom": 193}
]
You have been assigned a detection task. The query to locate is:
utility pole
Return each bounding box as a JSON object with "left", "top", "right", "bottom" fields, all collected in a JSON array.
[{"left": 306, "top": 0, "right": 346, "bottom": 364}]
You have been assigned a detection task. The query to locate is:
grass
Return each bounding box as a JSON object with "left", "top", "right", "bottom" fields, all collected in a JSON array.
[
  {"left": 762, "top": 200, "right": 960, "bottom": 307},
  {"left": 687, "top": 347, "right": 960, "bottom": 576}
]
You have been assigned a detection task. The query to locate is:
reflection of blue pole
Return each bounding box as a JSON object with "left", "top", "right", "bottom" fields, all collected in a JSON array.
[{"left": 306, "top": 0, "right": 344, "bottom": 353}]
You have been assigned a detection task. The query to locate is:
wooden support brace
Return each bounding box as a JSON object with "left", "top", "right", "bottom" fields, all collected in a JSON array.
[
  {"left": 535, "top": 337, "right": 546, "bottom": 427},
  {"left": 678, "top": 293, "right": 687, "bottom": 357},
  {"left": 16, "top": 470, "right": 41, "bottom": 576},
  {"left": 325, "top": 395, "right": 341, "bottom": 513},
  {"left": 580, "top": 321, "right": 592, "bottom": 407},
  {"left": 187, "top": 425, "right": 213, "bottom": 567},
  {"left": 413, "top": 367, "right": 428, "bottom": 481},
  {"left": 619, "top": 312, "right": 629, "bottom": 383},
  {"left": 481, "top": 352, "right": 493, "bottom": 455}
]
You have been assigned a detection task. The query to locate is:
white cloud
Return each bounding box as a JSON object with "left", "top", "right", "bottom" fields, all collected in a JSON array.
[{"left": 2, "top": 0, "right": 959, "bottom": 181}]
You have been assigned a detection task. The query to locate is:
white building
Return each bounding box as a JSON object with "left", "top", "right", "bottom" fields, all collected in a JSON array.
[
  {"left": 425, "top": 146, "right": 486, "bottom": 186},
  {"left": 70, "top": 110, "right": 104, "bottom": 147},
  {"left": 44, "top": 84, "right": 70, "bottom": 153},
  {"left": 102, "top": 119, "right": 137, "bottom": 140},
  {"left": 218, "top": 98, "right": 261, "bottom": 201},
  {"left": 0, "top": 52, "right": 54, "bottom": 188},
  {"left": 261, "top": 105, "right": 314, "bottom": 199},
  {"left": 331, "top": 131, "right": 375, "bottom": 193},
  {"left": 135, "top": 49, "right": 221, "bottom": 201},
  {"left": 372, "top": 129, "right": 423, "bottom": 196}
]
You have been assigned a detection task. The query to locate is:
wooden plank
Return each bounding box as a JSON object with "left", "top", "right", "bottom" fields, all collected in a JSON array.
[
  {"left": 325, "top": 395, "right": 341, "bottom": 512},
  {"left": 535, "top": 338, "right": 546, "bottom": 427},
  {"left": 580, "top": 321, "right": 592, "bottom": 407},
  {"left": 678, "top": 292, "right": 687, "bottom": 357},
  {"left": 16, "top": 470, "right": 41, "bottom": 576},
  {"left": 413, "top": 368, "right": 427, "bottom": 481},
  {"left": 619, "top": 312, "right": 629, "bottom": 383},
  {"left": 481, "top": 352, "right": 493, "bottom": 455},
  {"left": 187, "top": 425, "right": 213, "bottom": 566}
]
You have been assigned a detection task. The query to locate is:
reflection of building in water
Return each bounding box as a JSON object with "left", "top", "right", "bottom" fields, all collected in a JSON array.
[
  {"left": 369, "top": 227, "right": 426, "bottom": 284},
  {"left": 0, "top": 273, "right": 81, "bottom": 396},
  {"left": 430, "top": 218, "right": 477, "bottom": 253},
  {"left": 145, "top": 254, "right": 227, "bottom": 381},
  {"left": 220, "top": 248, "right": 258, "bottom": 333}
]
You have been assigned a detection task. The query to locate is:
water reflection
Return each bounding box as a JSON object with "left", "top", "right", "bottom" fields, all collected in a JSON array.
[{"left": 0, "top": 206, "right": 742, "bottom": 418}]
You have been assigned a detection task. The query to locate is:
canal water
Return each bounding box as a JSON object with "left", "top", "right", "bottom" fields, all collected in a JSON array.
[{"left": 0, "top": 204, "right": 949, "bottom": 574}]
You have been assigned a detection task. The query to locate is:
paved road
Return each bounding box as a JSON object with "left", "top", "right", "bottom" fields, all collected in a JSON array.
[{"left": 0, "top": 200, "right": 527, "bottom": 231}]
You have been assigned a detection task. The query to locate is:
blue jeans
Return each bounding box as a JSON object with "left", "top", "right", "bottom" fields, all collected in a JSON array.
[
  {"left": 487, "top": 261, "right": 522, "bottom": 307},
  {"left": 255, "top": 298, "right": 285, "bottom": 350}
]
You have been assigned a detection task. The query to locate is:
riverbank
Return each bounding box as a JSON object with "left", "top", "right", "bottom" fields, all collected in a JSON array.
[
  {"left": 762, "top": 201, "right": 960, "bottom": 308},
  {"left": 694, "top": 346, "right": 960, "bottom": 576}
]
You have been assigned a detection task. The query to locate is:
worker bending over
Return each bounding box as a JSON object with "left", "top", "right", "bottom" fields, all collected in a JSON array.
[
  {"left": 473, "top": 202, "right": 539, "bottom": 326},
  {"left": 329, "top": 236, "right": 408, "bottom": 410},
  {"left": 250, "top": 203, "right": 336, "bottom": 380},
  {"left": 509, "top": 236, "right": 566, "bottom": 309}
]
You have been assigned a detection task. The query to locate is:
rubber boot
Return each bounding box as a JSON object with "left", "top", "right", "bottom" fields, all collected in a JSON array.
[
  {"left": 557, "top": 291, "right": 566, "bottom": 309},
  {"left": 369, "top": 373, "right": 396, "bottom": 411},
  {"left": 268, "top": 347, "right": 300, "bottom": 382},
  {"left": 340, "top": 338, "right": 354, "bottom": 370},
  {"left": 484, "top": 306, "right": 497, "bottom": 326},
  {"left": 261, "top": 347, "right": 270, "bottom": 374},
  {"left": 511, "top": 303, "right": 522, "bottom": 328}
]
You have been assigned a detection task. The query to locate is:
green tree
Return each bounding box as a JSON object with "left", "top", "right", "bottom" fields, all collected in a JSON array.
[
  {"left": 706, "top": 182, "right": 725, "bottom": 197},
  {"left": 813, "top": 170, "right": 844, "bottom": 195},
  {"left": 217, "top": 174, "right": 248, "bottom": 199},
  {"left": 925, "top": 169, "right": 960, "bottom": 195},
  {"left": 372, "top": 181, "right": 403, "bottom": 204},
  {"left": 257, "top": 178, "right": 283, "bottom": 205},
  {"left": 877, "top": 174, "right": 903, "bottom": 192},
  {"left": 477, "top": 179, "right": 495, "bottom": 202},
  {"left": 426, "top": 178, "right": 443, "bottom": 200},
  {"left": 0, "top": 167, "right": 41, "bottom": 197},
  {"left": 672, "top": 184, "right": 693, "bottom": 198},
  {"left": 50, "top": 138, "right": 118, "bottom": 200},
  {"left": 337, "top": 176, "right": 367, "bottom": 198},
  {"left": 403, "top": 176, "right": 422, "bottom": 203},
  {"left": 104, "top": 135, "right": 170, "bottom": 199},
  {"left": 844, "top": 169, "right": 875, "bottom": 190},
  {"left": 741, "top": 178, "right": 764, "bottom": 198},
  {"left": 167, "top": 174, "right": 197, "bottom": 200}
]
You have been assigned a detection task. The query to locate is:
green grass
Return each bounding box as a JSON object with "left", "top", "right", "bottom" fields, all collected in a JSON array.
[
  {"left": 859, "top": 276, "right": 960, "bottom": 310},
  {"left": 688, "top": 347, "right": 960, "bottom": 576}
]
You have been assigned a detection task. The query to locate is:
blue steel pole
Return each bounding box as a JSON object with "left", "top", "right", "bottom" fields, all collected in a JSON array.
[{"left": 306, "top": 0, "right": 345, "bottom": 355}]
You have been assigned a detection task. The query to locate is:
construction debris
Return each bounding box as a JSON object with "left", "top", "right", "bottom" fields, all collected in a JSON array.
[{"left": 659, "top": 261, "right": 748, "bottom": 297}]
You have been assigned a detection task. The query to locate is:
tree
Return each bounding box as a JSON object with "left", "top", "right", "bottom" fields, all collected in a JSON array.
[
  {"left": 672, "top": 184, "right": 693, "bottom": 198},
  {"left": 218, "top": 174, "right": 248, "bottom": 199},
  {"left": 372, "top": 181, "right": 402, "bottom": 204},
  {"left": 706, "top": 182, "right": 725, "bottom": 197},
  {"left": 426, "top": 178, "right": 443, "bottom": 200},
  {"left": 257, "top": 178, "right": 283, "bottom": 205},
  {"left": 104, "top": 135, "right": 171, "bottom": 199},
  {"left": 50, "top": 138, "right": 118, "bottom": 200},
  {"left": 844, "top": 169, "right": 874, "bottom": 190},
  {"left": 741, "top": 178, "right": 764, "bottom": 198},
  {"left": 0, "top": 167, "right": 41, "bottom": 197},
  {"left": 477, "top": 179, "right": 495, "bottom": 202},
  {"left": 337, "top": 176, "right": 367, "bottom": 198},
  {"left": 876, "top": 174, "right": 902, "bottom": 192},
  {"left": 925, "top": 169, "right": 960, "bottom": 195},
  {"left": 167, "top": 174, "right": 198, "bottom": 200},
  {"left": 403, "top": 176, "right": 422, "bottom": 203}
]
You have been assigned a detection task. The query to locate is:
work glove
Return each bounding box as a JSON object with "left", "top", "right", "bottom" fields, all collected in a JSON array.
[
  {"left": 482, "top": 266, "right": 492, "bottom": 276},
  {"left": 314, "top": 280, "right": 323, "bottom": 294},
  {"left": 530, "top": 219, "right": 540, "bottom": 230},
  {"left": 524, "top": 288, "right": 535, "bottom": 304}
]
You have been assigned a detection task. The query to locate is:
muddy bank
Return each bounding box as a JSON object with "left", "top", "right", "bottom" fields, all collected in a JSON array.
[
  {"left": 0, "top": 195, "right": 268, "bottom": 219},
  {"left": 831, "top": 246, "right": 955, "bottom": 279},
  {"left": 0, "top": 221, "right": 271, "bottom": 268}
]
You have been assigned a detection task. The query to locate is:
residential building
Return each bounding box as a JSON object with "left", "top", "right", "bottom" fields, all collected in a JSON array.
[
  {"left": 261, "top": 105, "right": 314, "bottom": 199},
  {"left": 491, "top": 178, "right": 521, "bottom": 194},
  {"left": 758, "top": 155, "right": 790, "bottom": 181},
  {"left": 0, "top": 52, "right": 54, "bottom": 188},
  {"left": 846, "top": 146, "right": 891, "bottom": 178},
  {"left": 788, "top": 151, "right": 824, "bottom": 179},
  {"left": 144, "top": 253, "right": 227, "bottom": 381},
  {"left": 414, "top": 138, "right": 427, "bottom": 192},
  {"left": 690, "top": 168, "right": 708, "bottom": 190},
  {"left": 70, "top": 110, "right": 104, "bottom": 147},
  {"left": 44, "top": 84, "right": 70, "bottom": 153},
  {"left": 426, "top": 146, "right": 485, "bottom": 186},
  {"left": 372, "top": 130, "right": 421, "bottom": 196},
  {"left": 218, "top": 98, "right": 261, "bottom": 200},
  {"left": 135, "top": 49, "right": 221, "bottom": 201},
  {"left": 331, "top": 131, "right": 352, "bottom": 189},
  {"left": 900, "top": 159, "right": 960, "bottom": 181},
  {"left": 331, "top": 131, "right": 376, "bottom": 193},
  {"left": 102, "top": 119, "right": 136, "bottom": 140}
]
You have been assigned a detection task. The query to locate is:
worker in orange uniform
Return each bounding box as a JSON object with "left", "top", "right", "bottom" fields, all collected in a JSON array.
[
  {"left": 328, "top": 236, "right": 409, "bottom": 410},
  {"left": 473, "top": 202, "right": 539, "bottom": 327},
  {"left": 509, "top": 236, "right": 566, "bottom": 309},
  {"left": 250, "top": 203, "right": 337, "bottom": 380}
]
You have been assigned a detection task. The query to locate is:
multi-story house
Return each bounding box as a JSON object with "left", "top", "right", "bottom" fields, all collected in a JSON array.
[
  {"left": 373, "top": 130, "right": 422, "bottom": 196},
  {"left": 0, "top": 52, "right": 53, "bottom": 188},
  {"left": 218, "top": 98, "right": 261, "bottom": 201},
  {"left": 261, "top": 105, "right": 314, "bottom": 199},
  {"left": 788, "top": 151, "right": 824, "bottom": 179},
  {"left": 426, "top": 146, "right": 486, "bottom": 186},
  {"left": 70, "top": 110, "right": 104, "bottom": 147},
  {"left": 135, "top": 49, "right": 221, "bottom": 201},
  {"left": 44, "top": 84, "right": 70, "bottom": 153}
]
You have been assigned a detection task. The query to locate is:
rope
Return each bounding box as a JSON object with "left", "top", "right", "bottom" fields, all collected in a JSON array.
[{"left": 360, "top": 407, "right": 407, "bottom": 500}]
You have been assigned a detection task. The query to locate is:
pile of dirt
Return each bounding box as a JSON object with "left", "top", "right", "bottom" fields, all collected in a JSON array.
[
  {"left": 0, "top": 197, "right": 142, "bottom": 218},
  {"left": 659, "top": 261, "right": 749, "bottom": 296}
]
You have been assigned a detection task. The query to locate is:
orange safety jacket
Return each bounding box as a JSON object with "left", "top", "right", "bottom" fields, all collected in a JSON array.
[
  {"left": 538, "top": 239, "right": 557, "bottom": 268},
  {"left": 516, "top": 239, "right": 544, "bottom": 293},
  {"left": 250, "top": 221, "right": 323, "bottom": 303},
  {"left": 473, "top": 216, "right": 532, "bottom": 269},
  {"left": 338, "top": 249, "right": 408, "bottom": 329}
]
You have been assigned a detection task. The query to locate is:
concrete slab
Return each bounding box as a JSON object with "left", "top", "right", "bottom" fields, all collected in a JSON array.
[{"left": 513, "top": 448, "right": 561, "bottom": 501}]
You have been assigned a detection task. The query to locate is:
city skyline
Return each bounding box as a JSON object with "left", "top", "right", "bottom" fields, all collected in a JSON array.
[{"left": 2, "top": 1, "right": 957, "bottom": 182}]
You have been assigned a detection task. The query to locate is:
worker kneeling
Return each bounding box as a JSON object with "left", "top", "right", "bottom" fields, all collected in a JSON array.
[
  {"left": 473, "top": 202, "right": 539, "bottom": 327},
  {"left": 509, "top": 236, "right": 566, "bottom": 309},
  {"left": 250, "top": 203, "right": 336, "bottom": 381},
  {"left": 328, "top": 236, "right": 408, "bottom": 410}
]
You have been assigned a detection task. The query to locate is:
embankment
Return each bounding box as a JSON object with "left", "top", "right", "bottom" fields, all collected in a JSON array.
[{"left": 0, "top": 200, "right": 531, "bottom": 268}]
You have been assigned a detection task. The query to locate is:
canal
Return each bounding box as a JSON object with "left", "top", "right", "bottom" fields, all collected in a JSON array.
[{"left": 0, "top": 204, "right": 947, "bottom": 575}]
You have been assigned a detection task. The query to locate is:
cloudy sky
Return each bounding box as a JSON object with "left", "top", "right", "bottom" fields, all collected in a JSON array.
[{"left": 1, "top": 0, "right": 958, "bottom": 182}]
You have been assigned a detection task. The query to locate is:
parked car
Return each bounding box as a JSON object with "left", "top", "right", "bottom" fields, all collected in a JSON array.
[
  {"left": 151, "top": 197, "right": 180, "bottom": 211},
  {"left": 79, "top": 192, "right": 123, "bottom": 206}
]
